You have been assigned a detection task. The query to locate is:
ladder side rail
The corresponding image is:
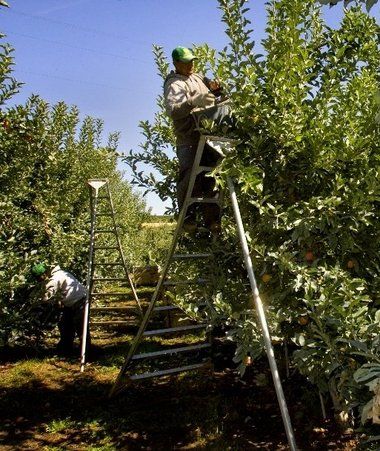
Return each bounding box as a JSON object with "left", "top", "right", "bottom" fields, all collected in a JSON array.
[
  {"left": 227, "top": 177, "right": 297, "bottom": 451},
  {"left": 105, "top": 183, "right": 142, "bottom": 315},
  {"left": 168, "top": 134, "right": 209, "bottom": 252},
  {"left": 80, "top": 184, "right": 100, "bottom": 372},
  {"left": 109, "top": 135, "right": 208, "bottom": 397}
]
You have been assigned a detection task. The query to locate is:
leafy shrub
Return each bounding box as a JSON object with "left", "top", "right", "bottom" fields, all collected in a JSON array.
[{"left": 0, "top": 35, "right": 147, "bottom": 344}]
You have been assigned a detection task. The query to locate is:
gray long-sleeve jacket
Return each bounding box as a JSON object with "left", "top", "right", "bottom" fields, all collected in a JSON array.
[
  {"left": 44, "top": 265, "right": 87, "bottom": 308},
  {"left": 164, "top": 71, "right": 210, "bottom": 146}
]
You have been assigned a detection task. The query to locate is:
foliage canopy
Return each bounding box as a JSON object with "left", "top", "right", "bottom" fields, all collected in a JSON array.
[
  {"left": 0, "top": 34, "right": 148, "bottom": 344},
  {"left": 125, "top": 0, "right": 380, "bottom": 429}
]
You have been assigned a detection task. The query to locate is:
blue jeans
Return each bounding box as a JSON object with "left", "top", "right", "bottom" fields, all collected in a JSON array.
[{"left": 57, "top": 297, "right": 89, "bottom": 356}]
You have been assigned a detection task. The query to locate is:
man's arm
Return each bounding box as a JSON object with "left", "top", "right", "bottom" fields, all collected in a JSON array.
[
  {"left": 164, "top": 80, "right": 194, "bottom": 120},
  {"left": 43, "top": 279, "right": 66, "bottom": 308},
  {"left": 164, "top": 80, "right": 215, "bottom": 120},
  {"left": 43, "top": 281, "right": 56, "bottom": 302}
]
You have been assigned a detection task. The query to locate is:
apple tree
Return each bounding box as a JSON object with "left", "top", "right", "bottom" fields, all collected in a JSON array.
[{"left": 125, "top": 0, "right": 380, "bottom": 426}]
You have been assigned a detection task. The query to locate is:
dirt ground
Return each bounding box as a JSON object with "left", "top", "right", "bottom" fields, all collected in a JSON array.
[{"left": 0, "top": 330, "right": 367, "bottom": 451}]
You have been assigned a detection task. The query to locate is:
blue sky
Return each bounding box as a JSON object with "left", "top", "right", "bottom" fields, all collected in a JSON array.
[{"left": 2, "top": 1, "right": 379, "bottom": 213}]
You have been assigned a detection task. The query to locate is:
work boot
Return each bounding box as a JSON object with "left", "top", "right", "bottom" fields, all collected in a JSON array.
[
  {"left": 183, "top": 218, "right": 198, "bottom": 235},
  {"left": 182, "top": 206, "right": 199, "bottom": 234},
  {"left": 208, "top": 220, "right": 221, "bottom": 235}
]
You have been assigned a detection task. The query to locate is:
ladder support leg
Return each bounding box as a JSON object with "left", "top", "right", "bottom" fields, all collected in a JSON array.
[
  {"left": 227, "top": 177, "right": 298, "bottom": 451},
  {"left": 106, "top": 183, "right": 142, "bottom": 315},
  {"left": 81, "top": 185, "right": 99, "bottom": 372}
]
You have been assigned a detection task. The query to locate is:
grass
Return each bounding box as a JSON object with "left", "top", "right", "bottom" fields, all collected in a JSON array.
[
  {"left": 45, "top": 418, "right": 77, "bottom": 434},
  {"left": 0, "top": 317, "right": 362, "bottom": 450}
]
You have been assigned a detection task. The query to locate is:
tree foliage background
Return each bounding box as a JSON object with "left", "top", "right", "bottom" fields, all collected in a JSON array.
[
  {"left": 125, "top": 0, "right": 380, "bottom": 429},
  {"left": 0, "top": 32, "right": 150, "bottom": 344}
]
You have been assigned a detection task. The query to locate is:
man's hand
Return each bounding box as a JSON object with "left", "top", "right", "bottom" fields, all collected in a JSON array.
[
  {"left": 209, "top": 80, "right": 221, "bottom": 92},
  {"left": 191, "top": 92, "right": 215, "bottom": 108}
]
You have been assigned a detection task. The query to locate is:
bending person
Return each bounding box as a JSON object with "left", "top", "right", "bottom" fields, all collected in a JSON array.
[{"left": 31, "top": 263, "right": 89, "bottom": 357}]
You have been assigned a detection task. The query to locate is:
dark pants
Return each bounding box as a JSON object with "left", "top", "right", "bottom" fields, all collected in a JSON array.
[
  {"left": 57, "top": 298, "right": 89, "bottom": 356},
  {"left": 177, "top": 142, "right": 221, "bottom": 226}
]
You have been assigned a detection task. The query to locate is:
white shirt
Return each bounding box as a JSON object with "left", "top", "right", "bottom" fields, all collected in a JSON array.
[{"left": 44, "top": 266, "right": 87, "bottom": 307}]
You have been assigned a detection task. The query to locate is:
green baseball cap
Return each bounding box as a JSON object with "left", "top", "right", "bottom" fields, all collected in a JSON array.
[
  {"left": 172, "top": 46, "right": 197, "bottom": 63},
  {"left": 31, "top": 263, "right": 47, "bottom": 277}
]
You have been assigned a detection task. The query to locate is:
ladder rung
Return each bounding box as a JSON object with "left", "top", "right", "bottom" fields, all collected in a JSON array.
[
  {"left": 189, "top": 197, "right": 220, "bottom": 204},
  {"left": 153, "top": 305, "right": 180, "bottom": 312},
  {"left": 173, "top": 253, "right": 212, "bottom": 260},
  {"left": 153, "top": 302, "right": 207, "bottom": 313},
  {"left": 143, "top": 324, "right": 208, "bottom": 336},
  {"left": 163, "top": 279, "right": 209, "bottom": 286},
  {"left": 91, "top": 307, "right": 135, "bottom": 312},
  {"left": 91, "top": 320, "right": 135, "bottom": 326},
  {"left": 129, "top": 362, "right": 211, "bottom": 381},
  {"left": 197, "top": 166, "right": 214, "bottom": 173},
  {"left": 92, "top": 277, "right": 129, "bottom": 282},
  {"left": 132, "top": 343, "right": 211, "bottom": 360}
]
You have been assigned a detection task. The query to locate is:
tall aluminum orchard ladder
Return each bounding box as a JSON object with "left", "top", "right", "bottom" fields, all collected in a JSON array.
[
  {"left": 80, "top": 179, "right": 142, "bottom": 372},
  {"left": 109, "top": 134, "right": 297, "bottom": 450},
  {"left": 109, "top": 135, "right": 226, "bottom": 398}
]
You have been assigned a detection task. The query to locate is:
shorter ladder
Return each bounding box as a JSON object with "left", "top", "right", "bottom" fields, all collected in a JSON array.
[{"left": 80, "top": 179, "right": 142, "bottom": 371}]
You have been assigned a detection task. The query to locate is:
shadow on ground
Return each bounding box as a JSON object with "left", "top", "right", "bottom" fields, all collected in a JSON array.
[{"left": 0, "top": 345, "right": 360, "bottom": 450}]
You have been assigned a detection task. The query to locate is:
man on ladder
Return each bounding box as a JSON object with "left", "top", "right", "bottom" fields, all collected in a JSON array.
[{"left": 164, "top": 46, "right": 223, "bottom": 234}]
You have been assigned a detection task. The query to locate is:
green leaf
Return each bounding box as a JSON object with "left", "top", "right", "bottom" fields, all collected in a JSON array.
[{"left": 354, "top": 364, "right": 380, "bottom": 384}]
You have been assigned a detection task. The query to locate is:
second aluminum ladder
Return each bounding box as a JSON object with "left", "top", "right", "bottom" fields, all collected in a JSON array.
[{"left": 80, "top": 179, "right": 142, "bottom": 371}]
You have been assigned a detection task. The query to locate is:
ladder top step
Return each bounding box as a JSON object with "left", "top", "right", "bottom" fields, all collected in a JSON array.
[
  {"left": 143, "top": 323, "right": 208, "bottom": 336},
  {"left": 129, "top": 362, "right": 211, "bottom": 381},
  {"left": 132, "top": 343, "right": 211, "bottom": 360}
]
